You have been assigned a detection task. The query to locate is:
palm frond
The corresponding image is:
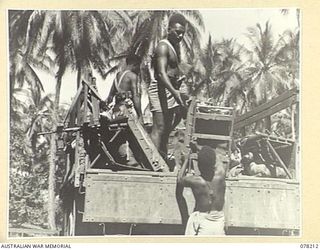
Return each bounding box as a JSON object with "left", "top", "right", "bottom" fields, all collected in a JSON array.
[{"left": 179, "top": 10, "right": 205, "bottom": 31}]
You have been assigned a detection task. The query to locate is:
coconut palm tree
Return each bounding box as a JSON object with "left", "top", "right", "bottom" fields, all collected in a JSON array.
[
  {"left": 198, "top": 36, "right": 245, "bottom": 110},
  {"left": 11, "top": 9, "right": 121, "bottom": 229},
  {"left": 100, "top": 11, "right": 133, "bottom": 56},
  {"left": 197, "top": 35, "right": 219, "bottom": 98},
  {"left": 243, "top": 21, "right": 292, "bottom": 131},
  {"left": 26, "top": 92, "right": 54, "bottom": 155},
  {"left": 211, "top": 39, "right": 244, "bottom": 106},
  {"left": 276, "top": 28, "right": 300, "bottom": 139},
  {"left": 9, "top": 10, "right": 53, "bottom": 110}
]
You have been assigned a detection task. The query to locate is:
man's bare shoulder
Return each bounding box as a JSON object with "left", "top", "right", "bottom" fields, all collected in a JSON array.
[
  {"left": 126, "top": 71, "right": 138, "bottom": 77},
  {"left": 124, "top": 71, "right": 138, "bottom": 81},
  {"left": 181, "top": 174, "right": 206, "bottom": 187},
  {"left": 155, "top": 42, "right": 169, "bottom": 56}
]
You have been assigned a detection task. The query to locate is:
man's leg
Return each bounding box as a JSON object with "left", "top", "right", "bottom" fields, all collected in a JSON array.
[
  {"left": 150, "top": 111, "right": 166, "bottom": 156},
  {"left": 162, "top": 109, "right": 176, "bottom": 157},
  {"left": 170, "top": 106, "right": 182, "bottom": 131}
]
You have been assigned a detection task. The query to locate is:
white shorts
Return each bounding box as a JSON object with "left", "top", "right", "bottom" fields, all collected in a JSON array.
[{"left": 185, "top": 210, "right": 225, "bottom": 236}]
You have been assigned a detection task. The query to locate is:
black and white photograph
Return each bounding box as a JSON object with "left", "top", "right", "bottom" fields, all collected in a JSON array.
[{"left": 8, "top": 8, "right": 300, "bottom": 237}]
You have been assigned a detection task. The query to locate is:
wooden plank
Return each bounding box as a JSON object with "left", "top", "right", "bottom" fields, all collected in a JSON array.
[
  {"left": 63, "top": 84, "right": 83, "bottom": 125},
  {"left": 235, "top": 88, "right": 298, "bottom": 125},
  {"left": 86, "top": 168, "right": 177, "bottom": 177},
  {"left": 88, "top": 78, "right": 100, "bottom": 125},
  {"left": 83, "top": 80, "right": 103, "bottom": 101},
  {"left": 195, "top": 113, "right": 234, "bottom": 121},
  {"left": 234, "top": 96, "right": 297, "bottom": 130},
  {"left": 254, "top": 132, "right": 295, "bottom": 144},
  {"left": 266, "top": 140, "right": 293, "bottom": 179},
  {"left": 91, "top": 95, "right": 100, "bottom": 125},
  {"left": 197, "top": 104, "right": 234, "bottom": 111},
  {"left": 86, "top": 168, "right": 299, "bottom": 182},
  {"left": 83, "top": 82, "right": 89, "bottom": 124},
  {"left": 184, "top": 97, "right": 197, "bottom": 150},
  {"left": 127, "top": 116, "right": 169, "bottom": 172},
  {"left": 193, "top": 133, "right": 232, "bottom": 141},
  {"left": 74, "top": 132, "right": 81, "bottom": 187},
  {"left": 228, "top": 109, "right": 235, "bottom": 155},
  {"left": 100, "top": 140, "right": 150, "bottom": 171}
]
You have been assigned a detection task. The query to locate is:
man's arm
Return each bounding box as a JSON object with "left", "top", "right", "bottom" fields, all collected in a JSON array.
[
  {"left": 177, "top": 153, "right": 202, "bottom": 188},
  {"left": 213, "top": 159, "right": 227, "bottom": 191},
  {"left": 130, "top": 73, "right": 143, "bottom": 119},
  {"left": 155, "top": 44, "right": 185, "bottom": 107},
  {"left": 177, "top": 155, "right": 190, "bottom": 184},
  {"left": 176, "top": 155, "right": 190, "bottom": 226}
]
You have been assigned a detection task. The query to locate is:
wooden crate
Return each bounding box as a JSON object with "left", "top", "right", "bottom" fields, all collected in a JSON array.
[{"left": 185, "top": 102, "right": 234, "bottom": 154}]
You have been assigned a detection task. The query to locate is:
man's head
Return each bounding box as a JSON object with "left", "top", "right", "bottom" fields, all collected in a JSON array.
[
  {"left": 126, "top": 54, "right": 141, "bottom": 73},
  {"left": 198, "top": 146, "right": 216, "bottom": 181},
  {"left": 168, "top": 13, "right": 186, "bottom": 44}
]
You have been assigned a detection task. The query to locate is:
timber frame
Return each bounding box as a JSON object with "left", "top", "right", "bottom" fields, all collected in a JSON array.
[
  {"left": 234, "top": 88, "right": 299, "bottom": 131},
  {"left": 233, "top": 88, "right": 299, "bottom": 179}
]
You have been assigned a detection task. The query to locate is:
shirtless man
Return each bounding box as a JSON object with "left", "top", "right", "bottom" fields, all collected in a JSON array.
[
  {"left": 177, "top": 146, "right": 227, "bottom": 235},
  {"left": 106, "top": 54, "right": 143, "bottom": 123},
  {"left": 104, "top": 54, "right": 143, "bottom": 165},
  {"left": 149, "top": 13, "right": 187, "bottom": 157}
]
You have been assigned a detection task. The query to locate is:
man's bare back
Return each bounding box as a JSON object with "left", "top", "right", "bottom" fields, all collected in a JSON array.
[
  {"left": 180, "top": 162, "right": 226, "bottom": 212},
  {"left": 177, "top": 146, "right": 226, "bottom": 235}
]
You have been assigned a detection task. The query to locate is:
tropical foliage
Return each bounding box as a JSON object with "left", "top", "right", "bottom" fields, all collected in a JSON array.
[{"left": 9, "top": 9, "right": 299, "bottom": 233}]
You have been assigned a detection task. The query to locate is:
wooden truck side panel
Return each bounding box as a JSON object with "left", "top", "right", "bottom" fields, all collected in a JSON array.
[
  {"left": 83, "top": 170, "right": 193, "bottom": 224},
  {"left": 225, "top": 178, "right": 300, "bottom": 230},
  {"left": 82, "top": 170, "right": 300, "bottom": 232}
]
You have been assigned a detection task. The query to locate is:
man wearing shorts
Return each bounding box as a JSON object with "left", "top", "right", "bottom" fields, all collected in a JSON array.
[
  {"left": 148, "top": 13, "right": 187, "bottom": 157},
  {"left": 177, "top": 146, "right": 227, "bottom": 235}
]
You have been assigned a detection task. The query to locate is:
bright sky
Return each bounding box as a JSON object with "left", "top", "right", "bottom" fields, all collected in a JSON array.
[
  {"left": 35, "top": 8, "right": 299, "bottom": 108},
  {"left": 201, "top": 8, "right": 298, "bottom": 44}
]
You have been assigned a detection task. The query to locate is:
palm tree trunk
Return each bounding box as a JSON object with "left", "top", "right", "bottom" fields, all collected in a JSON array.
[
  {"left": 55, "top": 77, "right": 62, "bottom": 108},
  {"left": 48, "top": 130, "right": 57, "bottom": 230},
  {"left": 77, "top": 66, "right": 81, "bottom": 88},
  {"left": 48, "top": 76, "right": 62, "bottom": 230}
]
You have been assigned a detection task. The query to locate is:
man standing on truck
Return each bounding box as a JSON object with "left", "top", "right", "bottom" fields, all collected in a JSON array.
[
  {"left": 148, "top": 13, "right": 188, "bottom": 158},
  {"left": 177, "top": 145, "right": 227, "bottom": 235},
  {"left": 102, "top": 54, "right": 143, "bottom": 165},
  {"left": 104, "top": 54, "right": 143, "bottom": 124}
]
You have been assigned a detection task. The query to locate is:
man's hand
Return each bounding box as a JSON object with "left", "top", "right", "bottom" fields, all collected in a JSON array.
[
  {"left": 99, "top": 101, "right": 108, "bottom": 111},
  {"left": 174, "top": 91, "right": 186, "bottom": 108}
]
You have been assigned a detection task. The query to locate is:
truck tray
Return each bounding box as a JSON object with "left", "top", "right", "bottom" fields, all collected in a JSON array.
[{"left": 83, "top": 170, "right": 300, "bottom": 232}]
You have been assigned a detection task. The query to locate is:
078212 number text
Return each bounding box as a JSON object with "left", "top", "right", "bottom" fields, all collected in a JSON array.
[{"left": 300, "top": 244, "right": 319, "bottom": 249}]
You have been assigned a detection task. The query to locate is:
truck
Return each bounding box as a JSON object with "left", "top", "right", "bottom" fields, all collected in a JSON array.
[{"left": 54, "top": 74, "right": 300, "bottom": 236}]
